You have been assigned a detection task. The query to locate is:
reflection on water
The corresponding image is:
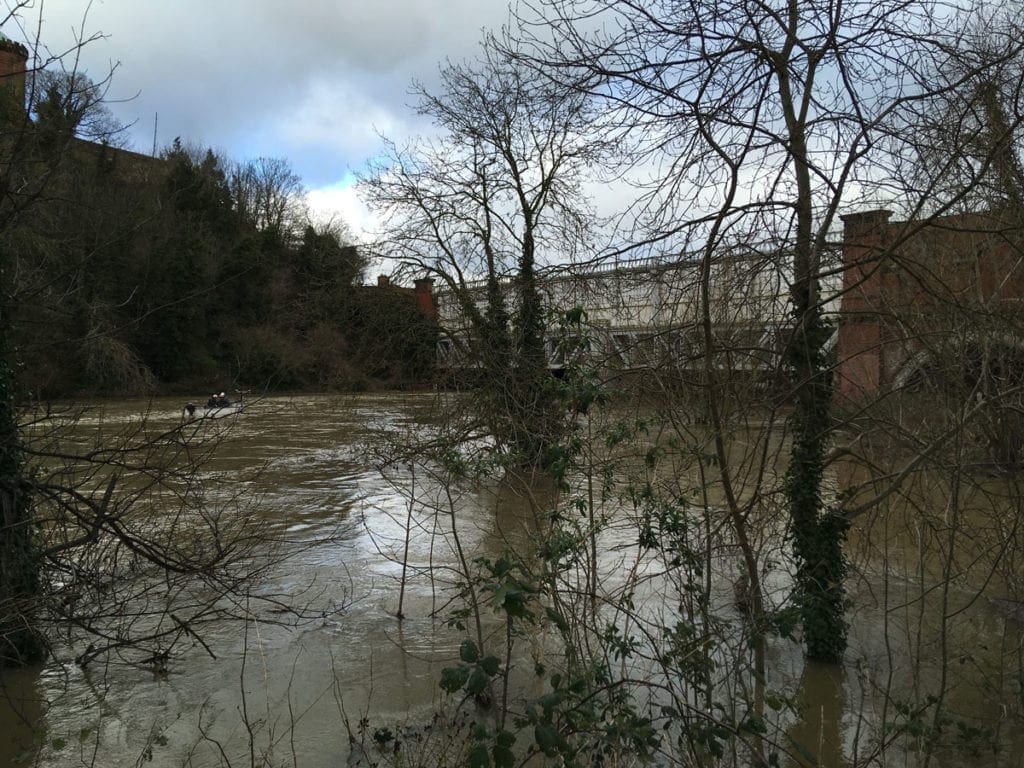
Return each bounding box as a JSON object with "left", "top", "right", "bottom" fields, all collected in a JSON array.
[
  {"left": 785, "top": 662, "right": 847, "bottom": 768},
  {"left": 0, "top": 666, "right": 43, "bottom": 765},
  {"left": 0, "top": 393, "right": 1022, "bottom": 767}
]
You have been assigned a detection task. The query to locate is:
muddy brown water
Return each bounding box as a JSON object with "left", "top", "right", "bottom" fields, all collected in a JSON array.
[{"left": 1, "top": 393, "right": 1022, "bottom": 767}]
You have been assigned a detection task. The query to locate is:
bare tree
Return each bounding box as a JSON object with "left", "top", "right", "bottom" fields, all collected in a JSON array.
[
  {"left": 497, "top": 0, "right": 1024, "bottom": 664},
  {"left": 360, "top": 43, "right": 601, "bottom": 466},
  {"left": 230, "top": 155, "right": 307, "bottom": 236},
  {"left": 31, "top": 69, "right": 128, "bottom": 146}
]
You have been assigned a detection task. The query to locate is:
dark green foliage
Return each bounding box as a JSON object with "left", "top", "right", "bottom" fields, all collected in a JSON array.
[
  {"left": 2, "top": 129, "right": 434, "bottom": 396},
  {"left": 476, "top": 305, "right": 589, "bottom": 470},
  {"left": 438, "top": 544, "right": 665, "bottom": 768},
  {"left": 505, "top": 261, "right": 553, "bottom": 465},
  {"left": 295, "top": 225, "right": 364, "bottom": 308},
  {"left": 343, "top": 286, "right": 437, "bottom": 387}
]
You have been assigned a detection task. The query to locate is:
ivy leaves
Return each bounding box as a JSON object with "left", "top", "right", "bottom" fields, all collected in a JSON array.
[{"left": 440, "top": 640, "right": 503, "bottom": 697}]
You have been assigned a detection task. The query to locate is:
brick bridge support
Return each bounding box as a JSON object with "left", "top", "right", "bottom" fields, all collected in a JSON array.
[{"left": 836, "top": 208, "right": 1024, "bottom": 402}]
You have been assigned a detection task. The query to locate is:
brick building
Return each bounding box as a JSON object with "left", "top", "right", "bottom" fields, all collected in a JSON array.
[
  {"left": 836, "top": 208, "right": 1024, "bottom": 401},
  {"left": 0, "top": 32, "right": 28, "bottom": 113},
  {"left": 1, "top": 30, "right": 165, "bottom": 181}
]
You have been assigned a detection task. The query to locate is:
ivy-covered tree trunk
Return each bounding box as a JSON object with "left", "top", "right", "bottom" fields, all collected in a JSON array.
[
  {"left": 777, "top": 16, "right": 849, "bottom": 661},
  {"left": 510, "top": 239, "right": 560, "bottom": 468},
  {"left": 785, "top": 309, "right": 848, "bottom": 663},
  {"left": 0, "top": 325, "right": 44, "bottom": 667}
]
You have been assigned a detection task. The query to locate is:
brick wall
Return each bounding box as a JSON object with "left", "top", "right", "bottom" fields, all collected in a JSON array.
[
  {"left": 0, "top": 38, "right": 28, "bottom": 116},
  {"left": 836, "top": 208, "right": 1024, "bottom": 401}
]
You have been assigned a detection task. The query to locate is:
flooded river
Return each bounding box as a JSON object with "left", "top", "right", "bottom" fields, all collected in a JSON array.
[
  {"left": 2, "top": 393, "right": 489, "bottom": 767},
  {"left": 1, "top": 393, "right": 1022, "bottom": 767}
]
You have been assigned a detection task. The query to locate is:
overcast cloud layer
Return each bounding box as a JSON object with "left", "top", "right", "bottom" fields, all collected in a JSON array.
[{"left": 6, "top": 0, "right": 515, "bottom": 235}]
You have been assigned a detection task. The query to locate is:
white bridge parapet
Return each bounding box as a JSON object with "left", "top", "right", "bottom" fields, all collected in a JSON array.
[{"left": 435, "top": 247, "right": 843, "bottom": 372}]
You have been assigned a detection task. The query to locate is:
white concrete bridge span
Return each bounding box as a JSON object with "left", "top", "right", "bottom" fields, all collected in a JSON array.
[{"left": 435, "top": 248, "right": 842, "bottom": 375}]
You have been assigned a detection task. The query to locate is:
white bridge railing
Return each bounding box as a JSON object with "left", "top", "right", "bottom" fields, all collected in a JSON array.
[{"left": 433, "top": 248, "right": 843, "bottom": 372}]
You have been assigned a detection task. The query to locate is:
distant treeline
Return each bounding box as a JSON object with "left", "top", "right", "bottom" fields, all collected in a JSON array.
[{"left": 2, "top": 129, "right": 436, "bottom": 398}]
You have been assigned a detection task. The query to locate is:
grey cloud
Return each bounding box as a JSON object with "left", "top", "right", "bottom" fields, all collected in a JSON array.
[{"left": 23, "top": 0, "right": 512, "bottom": 184}]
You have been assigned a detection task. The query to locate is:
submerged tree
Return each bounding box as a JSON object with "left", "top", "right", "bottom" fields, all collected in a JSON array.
[{"left": 360, "top": 44, "right": 600, "bottom": 466}]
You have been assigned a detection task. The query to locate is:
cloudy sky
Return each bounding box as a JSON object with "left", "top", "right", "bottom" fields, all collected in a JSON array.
[{"left": 6, "top": 0, "right": 516, "bottom": 237}]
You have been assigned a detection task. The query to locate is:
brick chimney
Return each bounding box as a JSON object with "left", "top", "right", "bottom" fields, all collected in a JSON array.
[
  {"left": 840, "top": 209, "right": 892, "bottom": 242},
  {"left": 377, "top": 274, "right": 390, "bottom": 288},
  {"left": 839, "top": 208, "right": 892, "bottom": 309},
  {"left": 414, "top": 278, "right": 437, "bottom": 321}
]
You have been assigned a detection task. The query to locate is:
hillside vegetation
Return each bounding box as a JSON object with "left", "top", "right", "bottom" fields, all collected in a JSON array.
[{"left": 3, "top": 126, "right": 435, "bottom": 398}]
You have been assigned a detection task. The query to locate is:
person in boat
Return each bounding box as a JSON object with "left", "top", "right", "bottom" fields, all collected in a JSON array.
[
  {"left": 183, "top": 402, "right": 196, "bottom": 421},
  {"left": 206, "top": 394, "right": 218, "bottom": 408},
  {"left": 217, "top": 391, "right": 231, "bottom": 407}
]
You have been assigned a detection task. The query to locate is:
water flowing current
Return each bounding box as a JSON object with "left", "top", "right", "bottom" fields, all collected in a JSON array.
[{"left": 1, "top": 393, "right": 1022, "bottom": 767}]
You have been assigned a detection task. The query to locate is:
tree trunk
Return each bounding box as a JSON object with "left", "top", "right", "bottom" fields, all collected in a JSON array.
[
  {"left": 0, "top": 329, "right": 44, "bottom": 667},
  {"left": 777, "top": 6, "right": 849, "bottom": 661},
  {"left": 785, "top": 309, "right": 848, "bottom": 663}
]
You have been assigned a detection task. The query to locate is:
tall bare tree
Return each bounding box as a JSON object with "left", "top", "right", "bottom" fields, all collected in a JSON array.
[
  {"left": 502, "top": 0, "right": 1024, "bottom": 663},
  {"left": 360, "top": 44, "right": 600, "bottom": 466}
]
